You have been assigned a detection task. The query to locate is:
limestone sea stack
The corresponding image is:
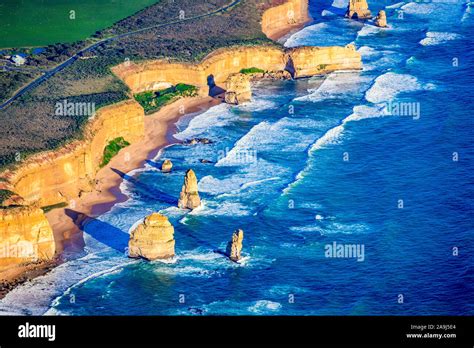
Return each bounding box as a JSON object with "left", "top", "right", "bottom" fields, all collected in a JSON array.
[
  {"left": 128, "top": 213, "right": 175, "bottom": 260},
  {"left": 161, "top": 159, "right": 173, "bottom": 173},
  {"left": 224, "top": 73, "right": 252, "bottom": 105},
  {"left": 374, "top": 10, "right": 387, "bottom": 27},
  {"left": 178, "top": 169, "right": 201, "bottom": 210},
  {"left": 226, "top": 229, "right": 244, "bottom": 262},
  {"left": 345, "top": 0, "right": 371, "bottom": 19}
]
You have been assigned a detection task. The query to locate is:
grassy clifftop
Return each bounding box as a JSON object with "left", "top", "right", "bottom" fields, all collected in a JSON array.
[{"left": 0, "top": 0, "right": 282, "bottom": 170}]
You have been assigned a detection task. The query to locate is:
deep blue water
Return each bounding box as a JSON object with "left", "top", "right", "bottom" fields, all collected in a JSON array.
[{"left": 1, "top": 0, "right": 472, "bottom": 315}]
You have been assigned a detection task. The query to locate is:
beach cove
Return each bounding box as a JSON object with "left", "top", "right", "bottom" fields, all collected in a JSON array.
[{"left": 0, "top": 0, "right": 472, "bottom": 315}]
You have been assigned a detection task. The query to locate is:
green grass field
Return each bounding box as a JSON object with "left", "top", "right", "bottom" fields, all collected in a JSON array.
[{"left": 0, "top": 0, "right": 160, "bottom": 48}]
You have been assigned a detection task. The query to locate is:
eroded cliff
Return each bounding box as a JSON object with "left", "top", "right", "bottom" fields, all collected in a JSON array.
[
  {"left": 261, "top": 0, "right": 311, "bottom": 40},
  {"left": 112, "top": 46, "right": 287, "bottom": 94},
  {"left": 286, "top": 44, "right": 362, "bottom": 78},
  {"left": 0, "top": 0, "right": 363, "bottom": 273},
  {"left": 0, "top": 205, "right": 55, "bottom": 269},
  {"left": 112, "top": 45, "right": 361, "bottom": 95},
  {"left": 0, "top": 100, "right": 145, "bottom": 208}
]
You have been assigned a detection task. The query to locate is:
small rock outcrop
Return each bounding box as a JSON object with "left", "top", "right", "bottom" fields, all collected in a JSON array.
[
  {"left": 161, "top": 159, "right": 173, "bottom": 173},
  {"left": 263, "top": 70, "right": 293, "bottom": 80},
  {"left": 128, "top": 213, "right": 175, "bottom": 260},
  {"left": 374, "top": 10, "right": 387, "bottom": 27},
  {"left": 345, "top": 0, "right": 371, "bottom": 19},
  {"left": 178, "top": 169, "right": 201, "bottom": 210},
  {"left": 184, "top": 138, "right": 213, "bottom": 146},
  {"left": 226, "top": 229, "right": 244, "bottom": 262},
  {"left": 224, "top": 73, "right": 252, "bottom": 105}
]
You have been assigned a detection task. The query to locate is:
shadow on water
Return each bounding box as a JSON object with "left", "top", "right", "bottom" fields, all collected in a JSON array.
[
  {"left": 145, "top": 159, "right": 162, "bottom": 170},
  {"left": 111, "top": 167, "right": 177, "bottom": 205},
  {"left": 64, "top": 208, "right": 129, "bottom": 253}
]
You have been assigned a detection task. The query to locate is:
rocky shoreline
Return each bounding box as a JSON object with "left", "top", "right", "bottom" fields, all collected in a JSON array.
[{"left": 0, "top": 0, "right": 365, "bottom": 301}]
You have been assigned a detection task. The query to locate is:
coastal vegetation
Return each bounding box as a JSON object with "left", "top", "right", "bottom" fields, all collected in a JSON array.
[
  {"left": 134, "top": 84, "right": 198, "bottom": 114},
  {"left": 240, "top": 67, "right": 265, "bottom": 74},
  {"left": 100, "top": 137, "right": 130, "bottom": 168},
  {"left": 0, "top": 189, "right": 15, "bottom": 207},
  {"left": 0, "top": 0, "right": 281, "bottom": 170}
]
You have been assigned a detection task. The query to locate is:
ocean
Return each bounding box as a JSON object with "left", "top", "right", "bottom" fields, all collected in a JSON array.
[{"left": 1, "top": 0, "right": 472, "bottom": 315}]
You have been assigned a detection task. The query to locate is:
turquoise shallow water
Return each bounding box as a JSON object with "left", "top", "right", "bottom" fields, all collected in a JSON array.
[{"left": 1, "top": 0, "right": 472, "bottom": 315}]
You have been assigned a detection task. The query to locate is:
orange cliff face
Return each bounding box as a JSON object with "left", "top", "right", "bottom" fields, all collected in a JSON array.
[
  {"left": 0, "top": 100, "right": 145, "bottom": 208},
  {"left": 261, "top": 0, "right": 311, "bottom": 40},
  {"left": 112, "top": 45, "right": 362, "bottom": 95},
  {"left": 286, "top": 44, "right": 362, "bottom": 78},
  {"left": 0, "top": 205, "right": 55, "bottom": 269},
  {"left": 112, "top": 46, "right": 287, "bottom": 95}
]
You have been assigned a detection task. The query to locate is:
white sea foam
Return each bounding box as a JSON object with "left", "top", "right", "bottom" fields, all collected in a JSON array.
[
  {"left": 386, "top": 2, "right": 405, "bottom": 9},
  {"left": 285, "top": 23, "right": 328, "bottom": 47},
  {"left": 173, "top": 103, "right": 234, "bottom": 141},
  {"left": 283, "top": 104, "right": 388, "bottom": 194},
  {"left": 188, "top": 201, "right": 252, "bottom": 217},
  {"left": 240, "top": 177, "right": 280, "bottom": 190},
  {"left": 309, "top": 105, "right": 388, "bottom": 153},
  {"left": 321, "top": 9, "right": 337, "bottom": 16},
  {"left": 285, "top": 19, "right": 358, "bottom": 47},
  {"left": 419, "top": 31, "right": 461, "bottom": 46},
  {"left": 357, "top": 25, "right": 381, "bottom": 37},
  {"left": 198, "top": 175, "right": 240, "bottom": 195},
  {"left": 290, "top": 222, "right": 369, "bottom": 235},
  {"left": 216, "top": 117, "right": 321, "bottom": 168},
  {"left": 331, "top": 0, "right": 347, "bottom": 8},
  {"left": 401, "top": 2, "right": 438, "bottom": 15},
  {"left": 357, "top": 45, "right": 378, "bottom": 57},
  {"left": 248, "top": 300, "right": 282, "bottom": 314},
  {"left": 462, "top": 1, "right": 473, "bottom": 21},
  {"left": 365, "top": 72, "right": 422, "bottom": 103},
  {"left": 0, "top": 252, "right": 133, "bottom": 315},
  {"left": 360, "top": 48, "right": 405, "bottom": 72},
  {"left": 235, "top": 98, "right": 277, "bottom": 112},
  {"left": 296, "top": 71, "right": 372, "bottom": 103}
]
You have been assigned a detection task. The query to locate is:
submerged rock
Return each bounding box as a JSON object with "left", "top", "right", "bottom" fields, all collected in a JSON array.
[
  {"left": 178, "top": 169, "right": 201, "bottom": 210},
  {"left": 128, "top": 213, "right": 175, "bottom": 260},
  {"left": 199, "top": 159, "right": 213, "bottom": 164},
  {"left": 226, "top": 229, "right": 244, "bottom": 262},
  {"left": 161, "top": 159, "right": 173, "bottom": 173},
  {"left": 184, "top": 138, "right": 213, "bottom": 145},
  {"left": 374, "top": 10, "right": 387, "bottom": 27},
  {"left": 345, "top": 0, "right": 371, "bottom": 19}
]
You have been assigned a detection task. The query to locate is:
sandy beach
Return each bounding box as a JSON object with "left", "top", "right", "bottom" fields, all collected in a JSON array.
[
  {"left": 0, "top": 10, "right": 310, "bottom": 295},
  {"left": 46, "top": 96, "right": 220, "bottom": 251},
  {"left": 0, "top": 96, "right": 219, "bottom": 292}
]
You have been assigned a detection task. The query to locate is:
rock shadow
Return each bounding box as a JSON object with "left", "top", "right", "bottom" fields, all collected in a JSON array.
[
  {"left": 111, "top": 167, "right": 177, "bottom": 205},
  {"left": 64, "top": 208, "right": 129, "bottom": 254},
  {"left": 207, "top": 74, "right": 226, "bottom": 97}
]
